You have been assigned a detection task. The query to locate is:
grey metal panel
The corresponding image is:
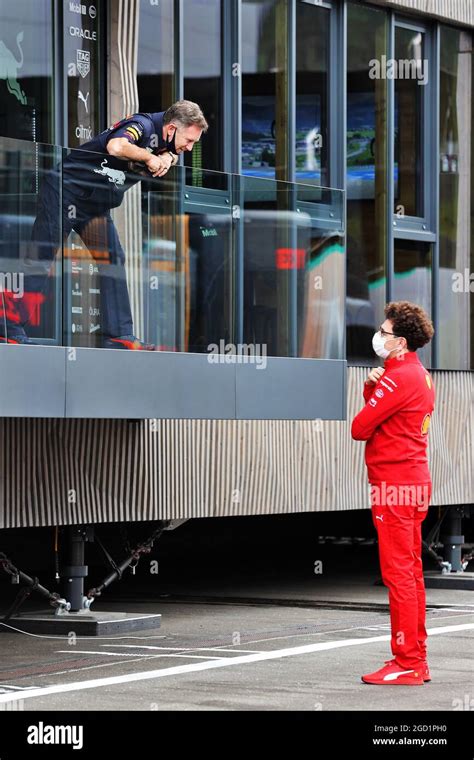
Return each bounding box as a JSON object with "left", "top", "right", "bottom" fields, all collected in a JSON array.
[
  {"left": 236, "top": 357, "right": 346, "bottom": 420},
  {"left": 0, "top": 346, "right": 66, "bottom": 417},
  {"left": 64, "top": 348, "right": 345, "bottom": 420},
  {"left": 392, "top": 227, "right": 436, "bottom": 241},
  {"left": 65, "top": 348, "right": 236, "bottom": 419}
]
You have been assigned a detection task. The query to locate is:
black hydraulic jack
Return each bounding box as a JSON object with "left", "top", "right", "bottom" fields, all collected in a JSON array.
[
  {"left": 0, "top": 521, "right": 183, "bottom": 635},
  {"left": 423, "top": 505, "right": 474, "bottom": 589}
]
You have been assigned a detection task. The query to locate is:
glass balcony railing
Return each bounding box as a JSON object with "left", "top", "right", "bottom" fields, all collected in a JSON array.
[{"left": 0, "top": 136, "right": 345, "bottom": 359}]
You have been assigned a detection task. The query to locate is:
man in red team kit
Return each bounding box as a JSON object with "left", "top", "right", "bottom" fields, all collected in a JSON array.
[{"left": 351, "top": 301, "right": 435, "bottom": 686}]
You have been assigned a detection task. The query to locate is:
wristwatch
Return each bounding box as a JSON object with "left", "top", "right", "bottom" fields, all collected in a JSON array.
[{"left": 167, "top": 151, "right": 179, "bottom": 166}]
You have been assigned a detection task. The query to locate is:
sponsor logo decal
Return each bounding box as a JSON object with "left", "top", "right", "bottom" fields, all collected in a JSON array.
[
  {"left": 69, "top": 26, "right": 97, "bottom": 41},
  {"left": 0, "top": 31, "right": 27, "bottom": 104},
  {"left": 78, "top": 90, "right": 89, "bottom": 112},
  {"left": 93, "top": 159, "right": 125, "bottom": 186},
  {"left": 421, "top": 413, "right": 431, "bottom": 435},
  {"left": 76, "top": 49, "right": 90, "bottom": 78}
]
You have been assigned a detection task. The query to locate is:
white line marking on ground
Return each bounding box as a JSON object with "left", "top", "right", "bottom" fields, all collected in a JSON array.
[
  {"left": 55, "top": 651, "right": 225, "bottom": 660},
  {"left": 100, "top": 645, "right": 263, "bottom": 653},
  {"left": 233, "top": 612, "right": 474, "bottom": 646},
  {"left": 0, "top": 622, "right": 472, "bottom": 704},
  {"left": 433, "top": 608, "right": 474, "bottom": 613},
  {"left": 0, "top": 685, "right": 40, "bottom": 691},
  {"left": 35, "top": 657, "right": 164, "bottom": 679}
]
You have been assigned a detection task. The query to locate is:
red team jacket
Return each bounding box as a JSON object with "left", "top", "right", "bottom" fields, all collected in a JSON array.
[{"left": 351, "top": 352, "right": 435, "bottom": 485}]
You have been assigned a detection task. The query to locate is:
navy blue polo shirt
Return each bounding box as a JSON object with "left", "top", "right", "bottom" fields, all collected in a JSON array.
[{"left": 59, "top": 111, "right": 176, "bottom": 209}]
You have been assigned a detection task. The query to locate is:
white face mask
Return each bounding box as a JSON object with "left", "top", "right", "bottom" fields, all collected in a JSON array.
[{"left": 372, "top": 330, "right": 398, "bottom": 359}]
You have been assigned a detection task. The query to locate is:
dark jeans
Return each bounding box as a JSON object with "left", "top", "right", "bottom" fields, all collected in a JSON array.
[{"left": 4, "top": 172, "right": 133, "bottom": 340}]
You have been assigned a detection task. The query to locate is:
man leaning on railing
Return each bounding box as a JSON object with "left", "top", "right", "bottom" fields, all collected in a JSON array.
[{"left": 0, "top": 99, "right": 208, "bottom": 350}]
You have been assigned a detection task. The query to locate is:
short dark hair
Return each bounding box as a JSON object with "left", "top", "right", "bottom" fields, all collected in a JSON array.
[
  {"left": 384, "top": 301, "right": 434, "bottom": 351},
  {"left": 163, "top": 100, "right": 208, "bottom": 132}
]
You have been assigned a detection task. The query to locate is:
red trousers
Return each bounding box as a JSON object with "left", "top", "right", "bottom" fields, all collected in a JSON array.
[{"left": 370, "top": 483, "right": 432, "bottom": 670}]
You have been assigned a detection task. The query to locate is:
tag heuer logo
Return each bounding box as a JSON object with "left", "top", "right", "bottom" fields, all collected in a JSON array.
[{"left": 77, "top": 49, "right": 90, "bottom": 78}]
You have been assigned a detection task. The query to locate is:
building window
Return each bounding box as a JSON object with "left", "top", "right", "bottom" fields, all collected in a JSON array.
[
  {"left": 0, "top": 0, "right": 53, "bottom": 143},
  {"left": 393, "top": 239, "right": 432, "bottom": 367},
  {"left": 346, "top": 2, "right": 388, "bottom": 365},
  {"left": 241, "top": 0, "right": 289, "bottom": 180},
  {"left": 394, "top": 25, "right": 425, "bottom": 218},
  {"left": 295, "top": 0, "right": 329, "bottom": 186},
  {"left": 438, "top": 26, "right": 473, "bottom": 370},
  {"left": 137, "top": 0, "right": 175, "bottom": 117},
  {"left": 183, "top": 0, "right": 222, "bottom": 172}
]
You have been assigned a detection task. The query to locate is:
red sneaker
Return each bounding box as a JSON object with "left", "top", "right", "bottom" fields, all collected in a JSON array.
[
  {"left": 362, "top": 661, "right": 424, "bottom": 685},
  {"left": 384, "top": 658, "right": 431, "bottom": 682},
  {"left": 103, "top": 335, "right": 156, "bottom": 351}
]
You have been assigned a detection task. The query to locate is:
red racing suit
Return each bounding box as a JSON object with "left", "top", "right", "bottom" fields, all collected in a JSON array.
[{"left": 351, "top": 351, "right": 435, "bottom": 670}]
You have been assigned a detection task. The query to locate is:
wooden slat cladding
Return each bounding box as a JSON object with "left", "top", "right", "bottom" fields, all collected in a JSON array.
[
  {"left": 0, "top": 369, "right": 472, "bottom": 528},
  {"left": 370, "top": 0, "right": 473, "bottom": 27}
]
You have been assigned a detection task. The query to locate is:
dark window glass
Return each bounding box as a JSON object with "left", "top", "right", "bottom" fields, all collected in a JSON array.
[
  {"left": 137, "top": 0, "right": 175, "bottom": 115},
  {"left": 242, "top": 0, "right": 289, "bottom": 180},
  {"left": 295, "top": 1, "right": 329, "bottom": 186},
  {"left": 393, "top": 239, "right": 432, "bottom": 367},
  {"left": 0, "top": 0, "right": 53, "bottom": 143},
  {"left": 438, "top": 26, "right": 473, "bottom": 369},
  {"left": 394, "top": 26, "right": 424, "bottom": 217},
  {"left": 346, "top": 3, "right": 388, "bottom": 365},
  {"left": 183, "top": 0, "right": 222, "bottom": 172}
]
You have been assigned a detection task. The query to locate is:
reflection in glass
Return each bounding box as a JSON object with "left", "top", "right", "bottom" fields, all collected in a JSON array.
[
  {"left": 0, "top": 139, "right": 61, "bottom": 344},
  {"left": 242, "top": 0, "right": 288, "bottom": 180},
  {"left": 0, "top": 0, "right": 53, "bottom": 143},
  {"left": 394, "top": 26, "right": 424, "bottom": 217},
  {"left": 346, "top": 3, "right": 388, "bottom": 365},
  {"left": 438, "top": 27, "right": 472, "bottom": 370},
  {"left": 295, "top": 1, "right": 329, "bottom": 185},
  {"left": 241, "top": 176, "right": 344, "bottom": 359},
  {"left": 146, "top": 194, "right": 234, "bottom": 353},
  {"left": 393, "top": 239, "right": 432, "bottom": 367}
]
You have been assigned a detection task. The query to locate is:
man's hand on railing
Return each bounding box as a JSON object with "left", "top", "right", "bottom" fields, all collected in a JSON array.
[{"left": 145, "top": 152, "right": 175, "bottom": 178}]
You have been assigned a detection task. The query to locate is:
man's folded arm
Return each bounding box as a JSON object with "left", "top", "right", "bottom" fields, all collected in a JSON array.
[{"left": 351, "top": 375, "right": 408, "bottom": 441}]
